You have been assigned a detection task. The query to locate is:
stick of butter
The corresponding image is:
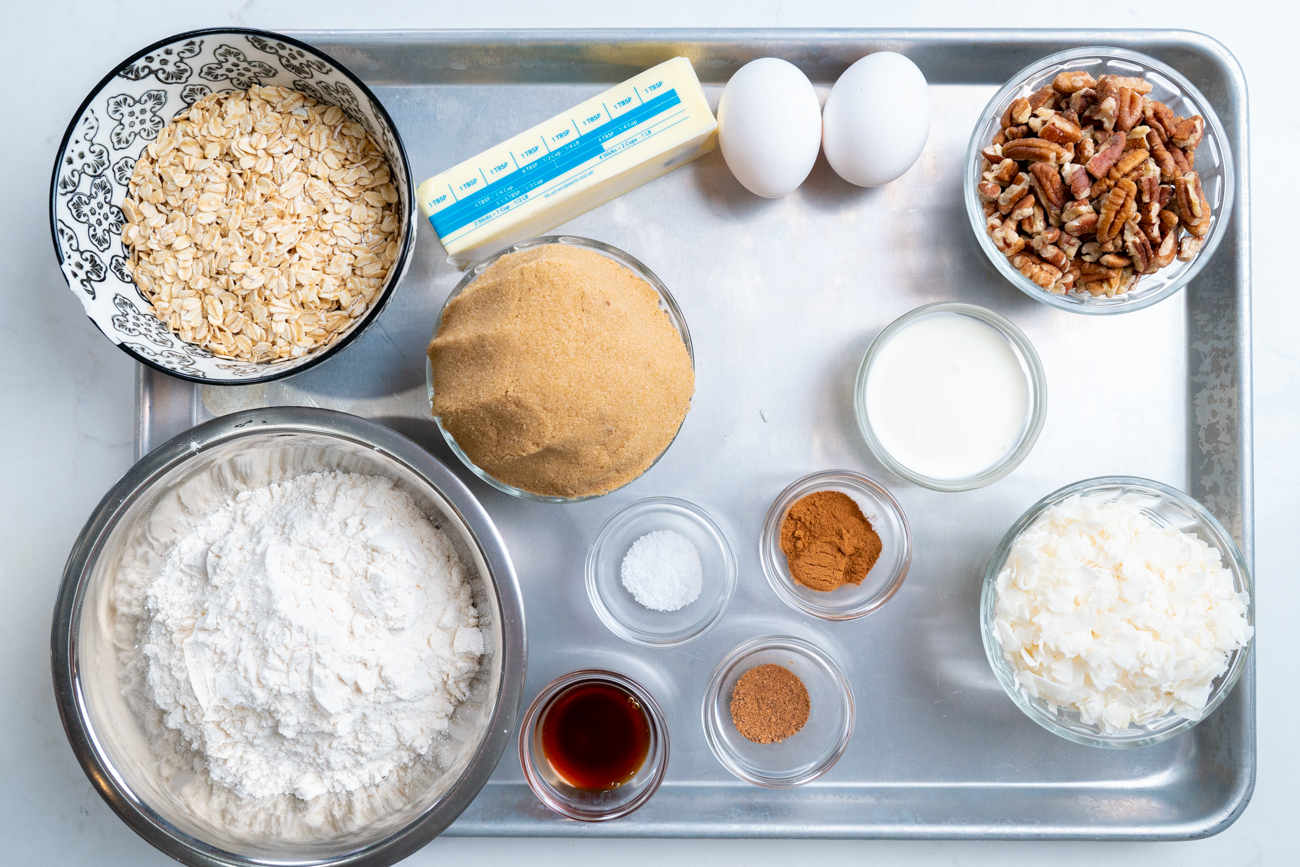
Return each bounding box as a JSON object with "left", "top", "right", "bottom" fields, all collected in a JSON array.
[{"left": 417, "top": 57, "right": 717, "bottom": 268}]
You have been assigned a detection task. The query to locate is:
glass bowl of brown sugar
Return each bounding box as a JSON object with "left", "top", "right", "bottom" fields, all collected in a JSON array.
[
  {"left": 701, "top": 636, "right": 854, "bottom": 787},
  {"left": 426, "top": 235, "right": 694, "bottom": 504},
  {"left": 760, "top": 470, "right": 912, "bottom": 620}
]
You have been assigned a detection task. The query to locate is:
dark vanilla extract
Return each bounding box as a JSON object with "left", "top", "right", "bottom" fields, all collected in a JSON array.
[{"left": 541, "top": 682, "right": 650, "bottom": 791}]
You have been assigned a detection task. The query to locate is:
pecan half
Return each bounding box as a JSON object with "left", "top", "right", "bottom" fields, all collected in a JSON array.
[
  {"left": 1123, "top": 126, "right": 1151, "bottom": 151},
  {"left": 1052, "top": 71, "right": 1097, "bottom": 94},
  {"left": 981, "top": 144, "right": 1004, "bottom": 163},
  {"left": 1109, "top": 149, "right": 1150, "bottom": 180},
  {"left": 1003, "top": 97, "right": 1032, "bottom": 128},
  {"left": 1137, "top": 171, "right": 1160, "bottom": 201},
  {"left": 990, "top": 158, "right": 1019, "bottom": 184},
  {"left": 1029, "top": 161, "right": 1067, "bottom": 213},
  {"left": 977, "top": 180, "right": 1001, "bottom": 201},
  {"left": 1124, "top": 220, "right": 1156, "bottom": 273},
  {"left": 1008, "top": 193, "right": 1036, "bottom": 223},
  {"left": 1152, "top": 227, "right": 1178, "bottom": 270},
  {"left": 1061, "top": 199, "right": 1094, "bottom": 223},
  {"left": 990, "top": 221, "right": 1025, "bottom": 256},
  {"left": 1010, "top": 250, "right": 1062, "bottom": 290},
  {"left": 1028, "top": 85, "right": 1058, "bottom": 111},
  {"left": 1099, "top": 252, "right": 1132, "bottom": 269},
  {"left": 1169, "top": 144, "right": 1191, "bottom": 175},
  {"left": 1092, "top": 96, "right": 1119, "bottom": 131},
  {"left": 1172, "top": 116, "right": 1205, "bottom": 150},
  {"left": 1086, "top": 133, "right": 1127, "bottom": 178},
  {"left": 1065, "top": 212, "right": 1099, "bottom": 236},
  {"left": 1159, "top": 208, "right": 1180, "bottom": 237},
  {"left": 1098, "top": 74, "right": 1153, "bottom": 96},
  {"left": 1064, "top": 163, "right": 1091, "bottom": 200},
  {"left": 1075, "top": 135, "right": 1097, "bottom": 165},
  {"left": 1078, "top": 262, "right": 1123, "bottom": 297},
  {"left": 1022, "top": 203, "right": 1047, "bottom": 236},
  {"left": 1037, "top": 242, "right": 1068, "bottom": 270},
  {"left": 1097, "top": 178, "right": 1138, "bottom": 243},
  {"left": 1058, "top": 231, "right": 1082, "bottom": 259},
  {"left": 1144, "top": 99, "right": 1176, "bottom": 139},
  {"left": 1146, "top": 128, "right": 1178, "bottom": 179},
  {"left": 1002, "top": 138, "right": 1068, "bottom": 165},
  {"left": 1040, "top": 113, "right": 1084, "bottom": 144},
  {"left": 1178, "top": 235, "right": 1204, "bottom": 261},
  {"left": 1175, "top": 171, "right": 1211, "bottom": 237},
  {"left": 1070, "top": 88, "right": 1097, "bottom": 118},
  {"left": 997, "top": 172, "right": 1031, "bottom": 215},
  {"left": 1114, "top": 88, "right": 1144, "bottom": 132}
]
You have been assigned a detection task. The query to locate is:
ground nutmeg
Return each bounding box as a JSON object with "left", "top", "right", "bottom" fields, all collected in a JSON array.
[{"left": 729, "top": 664, "right": 810, "bottom": 744}]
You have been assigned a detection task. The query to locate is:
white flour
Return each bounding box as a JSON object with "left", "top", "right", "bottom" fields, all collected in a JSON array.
[{"left": 120, "top": 471, "right": 483, "bottom": 821}]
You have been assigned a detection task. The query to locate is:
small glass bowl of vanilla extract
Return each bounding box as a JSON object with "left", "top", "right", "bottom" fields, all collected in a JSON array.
[{"left": 519, "top": 670, "right": 670, "bottom": 821}]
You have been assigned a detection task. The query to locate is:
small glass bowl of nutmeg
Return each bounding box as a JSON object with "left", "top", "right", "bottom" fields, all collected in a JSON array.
[{"left": 964, "top": 46, "right": 1234, "bottom": 314}]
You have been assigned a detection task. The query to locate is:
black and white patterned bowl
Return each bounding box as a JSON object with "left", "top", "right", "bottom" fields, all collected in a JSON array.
[{"left": 49, "top": 28, "right": 416, "bottom": 384}]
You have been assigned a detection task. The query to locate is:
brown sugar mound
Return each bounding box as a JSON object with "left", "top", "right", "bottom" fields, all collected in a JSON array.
[
  {"left": 730, "top": 664, "right": 810, "bottom": 744},
  {"left": 779, "top": 490, "right": 882, "bottom": 592},
  {"left": 427, "top": 245, "right": 694, "bottom": 499}
]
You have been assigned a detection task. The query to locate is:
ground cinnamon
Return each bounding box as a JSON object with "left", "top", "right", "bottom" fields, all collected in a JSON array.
[
  {"left": 729, "top": 664, "right": 810, "bottom": 744},
  {"left": 779, "top": 490, "right": 882, "bottom": 592}
]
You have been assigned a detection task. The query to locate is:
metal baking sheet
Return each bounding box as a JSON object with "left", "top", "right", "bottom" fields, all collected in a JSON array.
[{"left": 134, "top": 29, "right": 1253, "bottom": 839}]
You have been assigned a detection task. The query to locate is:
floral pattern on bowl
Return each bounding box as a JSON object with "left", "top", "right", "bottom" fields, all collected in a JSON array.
[{"left": 50, "top": 28, "right": 416, "bottom": 383}]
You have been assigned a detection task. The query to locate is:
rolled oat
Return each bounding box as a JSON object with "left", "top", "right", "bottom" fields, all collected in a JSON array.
[{"left": 122, "top": 85, "right": 400, "bottom": 363}]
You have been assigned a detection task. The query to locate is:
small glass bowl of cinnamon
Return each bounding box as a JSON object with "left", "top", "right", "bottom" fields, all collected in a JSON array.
[
  {"left": 760, "top": 470, "right": 912, "bottom": 620},
  {"left": 701, "top": 636, "right": 854, "bottom": 787}
]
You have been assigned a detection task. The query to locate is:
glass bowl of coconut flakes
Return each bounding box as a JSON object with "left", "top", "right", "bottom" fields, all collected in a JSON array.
[{"left": 980, "top": 476, "right": 1254, "bottom": 748}]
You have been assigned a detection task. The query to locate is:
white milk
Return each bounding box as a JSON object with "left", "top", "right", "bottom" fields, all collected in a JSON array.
[{"left": 865, "top": 312, "right": 1028, "bottom": 480}]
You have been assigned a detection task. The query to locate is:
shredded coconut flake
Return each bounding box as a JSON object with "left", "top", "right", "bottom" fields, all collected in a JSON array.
[
  {"left": 993, "top": 492, "right": 1251, "bottom": 734},
  {"left": 620, "top": 530, "right": 703, "bottom": 612}
]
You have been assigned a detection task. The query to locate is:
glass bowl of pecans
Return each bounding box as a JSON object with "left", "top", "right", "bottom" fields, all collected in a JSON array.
[{"left": 965, "top": 47, "right": 1234, "bottom": 314}]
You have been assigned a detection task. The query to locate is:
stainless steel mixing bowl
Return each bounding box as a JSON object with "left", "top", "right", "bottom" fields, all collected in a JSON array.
[{"left": 51, "top": 408, "right": 526, "bottom": 866}]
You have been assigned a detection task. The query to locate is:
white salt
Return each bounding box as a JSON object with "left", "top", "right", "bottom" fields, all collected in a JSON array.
[{"left": 620, "top": 530, "right": 703, "bottom": 612}]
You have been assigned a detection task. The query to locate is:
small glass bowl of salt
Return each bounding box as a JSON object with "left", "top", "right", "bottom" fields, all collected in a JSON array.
[{"left": 586, "top": 497, "right": 738, "bottom": 646}]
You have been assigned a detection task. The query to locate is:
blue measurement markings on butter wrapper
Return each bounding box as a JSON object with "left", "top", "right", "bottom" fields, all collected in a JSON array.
[{"left": 430, "top": 87, "right": 687, "bottom": 244}]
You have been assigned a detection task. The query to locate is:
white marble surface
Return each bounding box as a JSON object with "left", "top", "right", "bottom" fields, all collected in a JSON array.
[{"left": 4, "top": 1, "right": 1295, "bottom": 864}]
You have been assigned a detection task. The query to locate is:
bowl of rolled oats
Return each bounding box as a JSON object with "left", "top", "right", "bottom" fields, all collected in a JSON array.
[
  {"left": 965, "top": 47, "right": 1233, "bottom": 314},
  {"left": 50, "top": 28, "right": 416, "bottom": 382}
]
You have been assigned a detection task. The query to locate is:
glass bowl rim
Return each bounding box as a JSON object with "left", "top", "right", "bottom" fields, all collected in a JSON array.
[
  {"left": 759, "top": 469, "right": 912, "bottom": 620},
  {"left": 700, "top": 635, "right": 855, "bottom": 787},
  {"left": 517, "top": 668, "right": 670, "bottom": 821},
  {"left": 426, "top": 235, "right": 694, "bottom": 503},
  {"left": 963, "top": 45, "right": 1236, "bottom": 315},
  {"left": 584, "top": 496, "right": 738, "bottom": 646},
  {"left": 853, "top": 302, "right": 1048, "bottom": 491},
  {"left": 979, "top": 474, "right": 1255, "bottom": 748}
]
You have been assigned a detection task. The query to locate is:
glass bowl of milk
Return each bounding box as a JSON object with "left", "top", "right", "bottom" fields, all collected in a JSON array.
[{"left": 854, "top": 303, "right": 1046, "bottom": 492}]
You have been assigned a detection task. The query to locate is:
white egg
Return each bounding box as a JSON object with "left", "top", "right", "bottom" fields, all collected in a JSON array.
[
  {"left": 717, "top": 58, "right": 822, "bottom": 198},
  {"left": 822, "top": 52, "right": 931, "bottom": 188}
]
